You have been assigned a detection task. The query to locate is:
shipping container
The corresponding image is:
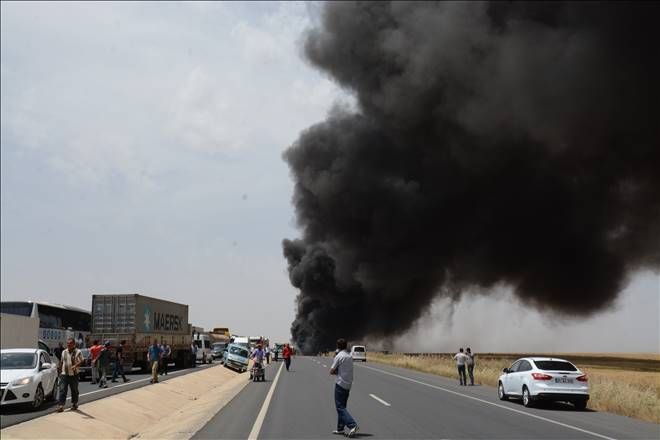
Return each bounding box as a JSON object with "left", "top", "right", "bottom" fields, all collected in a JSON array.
[{"left": 90, "top": 294, "right": 193, "bottom": 371}]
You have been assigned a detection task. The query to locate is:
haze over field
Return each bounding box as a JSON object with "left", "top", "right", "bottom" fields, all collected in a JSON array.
[{"left": 1, "top": 1, "right": 658, "bottom": 353}]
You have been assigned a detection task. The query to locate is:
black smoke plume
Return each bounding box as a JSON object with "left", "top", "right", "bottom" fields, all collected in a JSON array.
[{"left": 283, "top": 2, "right": 660, "bottom": 354}]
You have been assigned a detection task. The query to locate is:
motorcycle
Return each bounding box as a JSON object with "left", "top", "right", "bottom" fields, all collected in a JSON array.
[{"left": 251, "top": 362, "right": 265, "bottom": 382}]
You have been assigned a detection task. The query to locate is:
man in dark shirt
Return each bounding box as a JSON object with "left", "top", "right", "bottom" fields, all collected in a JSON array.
[
  {"left": 111, "top": 340, "right": 130, "bottom": 383},
  {"left": 98, "top": 341, "right": 111, "bottom": 388}
]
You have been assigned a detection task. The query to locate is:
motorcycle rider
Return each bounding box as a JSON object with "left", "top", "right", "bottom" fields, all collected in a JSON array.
[{"left": 250, "top": 343, "right": 265, "bottom": 380}]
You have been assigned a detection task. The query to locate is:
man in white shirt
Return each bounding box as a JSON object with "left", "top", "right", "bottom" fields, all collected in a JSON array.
[
  {"left": 330, "top": 339, "right": 358, "bottom": 438},
  {"left": 56, "top": 337, "right": 83, "bottom": 412},
  {"left": 453, "top": 347, "right": 469, "bottom": 386}
]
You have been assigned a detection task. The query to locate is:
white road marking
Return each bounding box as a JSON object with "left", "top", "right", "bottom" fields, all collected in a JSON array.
[
  {"left": 369, "top": 393, "right": 391, "bottom": 407},
  {"left": 65, "top": 364, "right": 211, "bottom": 400},
  {"left": 322, "top": 364, "right": 328, "bottom": 368},
  {"left": 359, "top": 365, "right": 616, "bottom": 440},
  {"left": 248, "top": 362, "right": 284, "bottom": 440}
]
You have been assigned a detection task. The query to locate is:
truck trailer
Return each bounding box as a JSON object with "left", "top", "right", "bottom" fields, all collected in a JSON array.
[{"left": 90, "top": 294, "right": 192, "bottom": 371}]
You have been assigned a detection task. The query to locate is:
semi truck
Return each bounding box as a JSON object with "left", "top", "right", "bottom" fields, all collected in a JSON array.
[
  {"left": 209, "top": 327, "right": 231, "bottom": 344},
  {"left": 90, "top": 294, "right": 193, "bottom": 371}
]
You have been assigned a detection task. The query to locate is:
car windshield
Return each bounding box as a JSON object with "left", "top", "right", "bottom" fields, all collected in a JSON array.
[
  {"left": 1, "top": 353, "right": 37, "bottom": 369},
  {"left": 230, "top": 346, "right": 248, "bottom": 357},
  {"left": 212, "top": 344, "right": 226, "bottom": 350},
  {"left": 534, "top": 360, "right": 577, "bottom": 371},
  {"left": 353, "top": 347, "right": 365, "bottom": 352}
]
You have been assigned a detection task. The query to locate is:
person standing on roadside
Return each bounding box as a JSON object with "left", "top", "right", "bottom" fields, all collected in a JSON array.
[
  {"left": 89, "top": 340, "right": 102, "bottom": 384},
  {"left": 283, "top": 343, "right": 292, "bottom": 371},
  {"left": 330, "top": 338, "right": 359, "bottom": 438},
  {"left": 158, "top": 342, "right": 166, "bottom": 375},
  {"left": 56, "top": 337, "right": 83, "bottom": 412},
  {"left": 466, "top": 347, "right": 475, "bottom": 386},
  {"left": 97, "top": 341, "right": 111, "bottom": 388},
  {"left": 190, "top": 342, "right": 198, "bottom": 368},
  {"left": 111, "top": 340, "right": 130, "bottom": 383},
  {"left": 265, "top": 345, "right": 271, "bottom": 365},
  {"left": 453, "top": 347, "right": 469, "bottom": 386},
  {"left": 148, "top": 340, "right": 162, "bottom": 383},
  {"left": 161, "top": 342, "right": 172, "bottom": 375}
]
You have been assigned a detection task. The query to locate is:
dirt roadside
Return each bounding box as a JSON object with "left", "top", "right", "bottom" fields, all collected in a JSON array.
[{"left": 1, "top": 364, "right": 249, "bottom": 439}]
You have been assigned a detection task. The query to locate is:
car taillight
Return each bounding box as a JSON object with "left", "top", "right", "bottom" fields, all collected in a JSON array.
[
  {"left": 577, "top": 375, "right": 588, "bottom": 382},
  {"left": 531, "top": 373, "right": 553, "bottom": 380}
]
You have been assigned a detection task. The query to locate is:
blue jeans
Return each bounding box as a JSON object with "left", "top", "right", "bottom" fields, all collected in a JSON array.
[{"left": 334, "top": 384, "right": 357, "bottom": 430}]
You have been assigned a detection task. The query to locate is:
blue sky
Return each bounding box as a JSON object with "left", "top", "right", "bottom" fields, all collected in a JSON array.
[{"left": 2, "top": 1, "right": 657, "bottom": 351}]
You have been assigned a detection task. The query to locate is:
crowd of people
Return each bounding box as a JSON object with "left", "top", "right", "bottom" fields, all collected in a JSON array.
[{"left": 52, "top": 337, "right": 178, "bottom": 411}]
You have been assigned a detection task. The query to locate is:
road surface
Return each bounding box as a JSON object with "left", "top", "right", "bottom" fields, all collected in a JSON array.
[
  {"left": 0, "top": 362, "right": 218, "bottom": 429},
  {"left": 195, "top": 356, "right": 659, "bottom": 439}
]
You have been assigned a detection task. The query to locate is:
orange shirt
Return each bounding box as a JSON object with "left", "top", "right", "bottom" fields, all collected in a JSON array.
[{"left": 90, "top": 344, "right": 102, "bottom": 360}]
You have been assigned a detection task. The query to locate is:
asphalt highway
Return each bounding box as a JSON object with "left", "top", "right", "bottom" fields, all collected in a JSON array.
[
  {"left": 195, "top": 356, "right": 660, "bottom": 440},
  {"left": 0, "top": 361, "right": 218, "bottom": 429}
]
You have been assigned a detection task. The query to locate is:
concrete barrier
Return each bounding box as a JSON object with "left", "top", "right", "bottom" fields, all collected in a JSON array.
[{"left": 1, "top": 364, "right": 249, "bottom": 439}]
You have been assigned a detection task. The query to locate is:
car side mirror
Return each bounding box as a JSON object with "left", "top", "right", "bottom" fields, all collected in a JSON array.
[
  {"left": 502, "top": 368, "right": 509, "bottom": 374},
  {"left": 40, "top": 362, "right": 52, "bottom": 370}
]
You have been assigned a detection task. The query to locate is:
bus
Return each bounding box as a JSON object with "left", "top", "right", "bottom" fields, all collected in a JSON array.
[{"left": 0, "top": 301, "right": 91, "bottom": 351}]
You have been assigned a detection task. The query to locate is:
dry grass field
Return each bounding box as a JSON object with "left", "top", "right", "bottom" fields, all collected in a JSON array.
[{"left": 368, "top": 352, "right": 660, "bottom": 423}]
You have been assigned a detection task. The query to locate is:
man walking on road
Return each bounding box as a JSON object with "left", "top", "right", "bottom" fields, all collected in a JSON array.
[
  {"left": 89, "top": 340, "right": 102, "bottom": 385},
  {"left": 466, "top": 347, "right": 475, "bottom": 386},
  {"left": 453, "top": 348, "right": 469, "bottom": 386},
  {"left": 148, "top": 340, "right": 162, "bottom": 383},
  {"left": 56, "top": 337, "right": 83, "bottom": 412},
  {"left": 190, "top": 342, "right": 198, "bottom": 368},
  {"left": 111, "top": 340, "right": 130, "bottom": 383},
  {"left": 330, "top": 338, "right": 359, "bottom": 438},
  {"left": 283, "top": 343, "right": 292, "bottom": 371},
  {"left": 97, "top": 341, "right": 111, "bottom": 388},
  {"left": 161, "top": 342, "right": 172, "bottom": 376}
]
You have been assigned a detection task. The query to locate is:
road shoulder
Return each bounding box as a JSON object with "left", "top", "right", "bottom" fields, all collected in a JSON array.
[{"left": 1, "top": 364, "right": 248, "bottom": 440}]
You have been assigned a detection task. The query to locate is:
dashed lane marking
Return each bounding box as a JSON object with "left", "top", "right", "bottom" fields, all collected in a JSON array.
[
  {"left": 369, "top": 393, "right": 391, "bottom": 407},
  {"left": 359, "top": 364, "right": 616, "bottom": 440}
]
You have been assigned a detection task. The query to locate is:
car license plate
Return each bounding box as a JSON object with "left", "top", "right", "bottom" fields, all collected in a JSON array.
[{"left": 554, "top": 377, "right": 573, "bottom": 383}]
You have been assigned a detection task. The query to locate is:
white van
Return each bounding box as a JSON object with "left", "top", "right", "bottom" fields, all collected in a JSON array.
[
  {"left": 351, "top": 345, "right": 366, "bottom": 362},
  {"left": 194, "top": 333, "right": 212, "bottom": 364}
]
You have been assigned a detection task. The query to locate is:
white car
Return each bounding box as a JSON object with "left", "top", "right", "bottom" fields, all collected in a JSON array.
[
  {"left": 498, "top": 357, "right": 589, "bottom": 410},
  {"left": 1, "top": 348, "right": 59, "bottom": 410},
  {"left": 350, "top": 345, "right": 367, "bottom": 362}
]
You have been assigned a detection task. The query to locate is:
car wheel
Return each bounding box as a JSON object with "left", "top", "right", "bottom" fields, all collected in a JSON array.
[
  {"left": 573, "top": 400, "right": 587, "bottom": 411},
  {"left": 522, "top": 386, "right": 534, "bottom": 408},
  {"left": 498, "top": 382, "right": 507, "bottom": 401},
  {"left": 32, "top": 384, "right": 45, "bottom": 410}
]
